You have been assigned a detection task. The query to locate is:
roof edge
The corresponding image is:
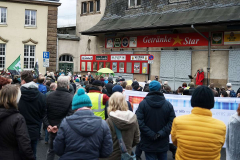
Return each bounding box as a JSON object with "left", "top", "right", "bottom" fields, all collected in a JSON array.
[{"left": 0, "top": 0, "right": 61, "bottom": 6}]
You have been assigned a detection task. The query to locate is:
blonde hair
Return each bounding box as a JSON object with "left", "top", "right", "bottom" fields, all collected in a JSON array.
[
  {"left": 108, "top": 92, "right": 128, "bottom": 114},
  {"left": 0, "top": 84, "right": 19, "bottom": 109}
]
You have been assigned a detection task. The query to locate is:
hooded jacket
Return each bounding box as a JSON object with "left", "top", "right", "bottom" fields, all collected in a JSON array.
[
  {"left": 18, "top": 82, "right": 46, "bottom": 140},
  {"left": 0, "top": 107, "right": 35, "bottom": 160},
  {"left": 226, "top": 113, "right": 240, "bottom": 160},
  {"left": 102, "top": 110, "right": 140, "bottom": 160},
  {"left": 53, "top": 110, "right": 113, "bottom": 160},
  {"left": 136, "top": 91, "right": 176, "bottom": 152}
]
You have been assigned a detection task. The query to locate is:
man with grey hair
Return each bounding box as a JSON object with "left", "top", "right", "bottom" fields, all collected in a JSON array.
[
  {"left": 46, "top": 83, "right": 57, "bottom": 97},
  {"left": 43, "top": 76, "right": 74, "bottom": 160}
]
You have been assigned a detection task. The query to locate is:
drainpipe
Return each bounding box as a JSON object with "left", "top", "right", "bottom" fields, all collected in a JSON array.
[
  {"left": 191, "top": 25, "right": 211, "bottom": 86},
  {"left": 56, "top": 36, "right": 59, "bottom": 71}
]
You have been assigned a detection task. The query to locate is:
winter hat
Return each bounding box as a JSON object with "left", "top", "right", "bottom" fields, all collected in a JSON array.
[
  {"left": 149, "top": 80, "right": 161, "bottom": 92},
  {"left": 191, "top": 85, "right": 214, "bottom": 109},
  {"left": 112, "top": 85, "right": 123, "bottom": 94},
  {"left": 92, "top": 80, "right": 102, "bottom": 86},
  {"left": 132, "top": 81, "right": 139, "bottom": 90},
  {"left": 75, "top": 78, "right": 80, "bottom": 82},
  {"left": 72, "top": 88, "right": 92, "bottom": 110}
]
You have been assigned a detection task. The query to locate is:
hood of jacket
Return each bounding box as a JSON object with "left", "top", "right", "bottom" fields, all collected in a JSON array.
[
  {"left": 144, "top": 91, "right": 166, "bottom": 108},
  {"left": 232, "top": 112, "right": 240, "bottom": 122},
  {"left": 109, "top": 110, "right": 137, "bottom": 130},
  {"left": 0, "top": 107, "right": 19, "bottom": 122},
  {"left": 66, "top": 110, "right": 102, "bottom": 137},
  {"left": 20, "top": 82, "right": 40, "bottom": 101}
]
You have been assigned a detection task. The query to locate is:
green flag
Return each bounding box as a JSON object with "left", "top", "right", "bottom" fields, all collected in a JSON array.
[{"left": 7, "top": 55, "right": 21, "bottom": 75}]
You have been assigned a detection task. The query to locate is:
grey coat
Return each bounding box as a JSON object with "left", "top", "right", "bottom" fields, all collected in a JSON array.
[{"left": 226, "top": 113, "right": 240, "bottom": 160}]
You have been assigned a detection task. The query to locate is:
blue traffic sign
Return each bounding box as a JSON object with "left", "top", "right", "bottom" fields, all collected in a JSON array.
[{"left": 43, "top": 52, "right": 50, "bottom": 59}]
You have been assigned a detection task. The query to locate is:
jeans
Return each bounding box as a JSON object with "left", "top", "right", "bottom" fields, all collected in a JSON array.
[
  {"left": 31, "top": 140, "right": 38, "bottom": 160},
  {"left": 145, "top": 152, "right": 167, "bottom": 160},
  {"left": 46, "top": 133, "right": 57, "bottom": 160},
  {"left": 45, "top": 129, "right": 49, "bottom": 142}
]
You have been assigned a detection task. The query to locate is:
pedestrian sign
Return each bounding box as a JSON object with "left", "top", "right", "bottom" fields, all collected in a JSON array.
[{"left": 43, "top": 51, "right": 50, "bottom": 67}]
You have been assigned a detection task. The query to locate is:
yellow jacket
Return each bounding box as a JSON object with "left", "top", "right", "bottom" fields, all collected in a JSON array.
[{"left": 171, "top": 107, "right": 226, "bottom": 160}]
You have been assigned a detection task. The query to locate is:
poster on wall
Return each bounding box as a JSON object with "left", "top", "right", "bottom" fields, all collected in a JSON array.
[
  {"left": 114, "top": 38, "right": 121, "bottom": 47},
  {"left": 129, "top": 37, "right": 137, "bottom": 47},
  {"left": 81, "top": 56, "right": 93, "bottom": 60},
  {"left": 106, "top": 38, "right": 114, "bottom": 48},
  {"left": 106, "top": 62, "right": 110, "bottom": 69},
  {"left": 112, "top": 62, "right": 117, "bottom": 72},
  {"left": 131, "top": 55, "right": 148, "bottom": 61},
  {"left": 119, "top": 62, "right": 124, "bottom": 72},
  {"left": 134, "top": 63, "right": 140, "bottom": 73},
  {"left": 142, "top": 63, "right": 148, "bottom": 74},
  {"left": 111, "top": 55, "right": 126, "bottom": 60},
  {"left": 211, "top": 32, "right": 223, "bottom": 45},
  {"left": 224, "top": 31, "right": 240, "bottom": 45},
  {"left": 122, "top": 37, "right": 129, "bottom": 47}
]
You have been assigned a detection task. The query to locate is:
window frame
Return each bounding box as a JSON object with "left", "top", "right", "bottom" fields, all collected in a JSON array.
[
  {"left": 0, "top": 43, "right": 6, "bottom": 69},
  {"left": 24, "top": 45, "right": 35, "bottom": 70},
  {"left": 89, "top": 1, "right": 94, "bottom": 13},
  {"left": 128, "top": 0, "right": 141, "bottom": 8},
  {"left": 59, "top": 55, "right": 73, "bottom": 62},
  {"left": 0, "top": 7, "right": 7, "bottom": 24},
  {"left": 82, "top": 2, "right": 87, "bottom": 14},
  {"left": 96, "top": 0, "right": 100, "bottom": 12},
  {"left": 25, "top": 10, "right": 37, "bottom": 27}
]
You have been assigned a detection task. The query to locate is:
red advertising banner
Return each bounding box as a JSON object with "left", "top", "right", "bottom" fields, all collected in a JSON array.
[{"left": 105, "top": 32, "right": 209, "bottom": 48}]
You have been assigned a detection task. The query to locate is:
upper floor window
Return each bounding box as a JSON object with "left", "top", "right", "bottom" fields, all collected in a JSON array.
[
  {"left": 25, "top": 10, "right": 36, "bottom": 26},
  {"left": 24, "top": 45, "right": 35, "bottom": 69},
  {"left": 0, "top": 7, "right": 7, "bottom": 24},
  {"left": 0, "top": 44, "right": 5, "bottom": 69},
  {"left": 82, "top": 2, "right": 87, "bottom": 14},
  {"left": 89, "top": 1, "right": 94, "bottom": 13},
  {"left": 129, "top": 0, "right": 141, "bottom": 8},
  {"left": 96, "top": 0, "right": 100, "bottom": 12}
]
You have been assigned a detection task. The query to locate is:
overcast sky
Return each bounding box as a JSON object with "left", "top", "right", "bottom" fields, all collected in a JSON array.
[{"left": 58, "top": 0, "right": 76, "bottom": 27}]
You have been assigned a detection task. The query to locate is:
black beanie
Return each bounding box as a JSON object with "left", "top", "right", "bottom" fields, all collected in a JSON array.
[
  {"left": 191, "top": 86, "right": 214, "bottom": 109},
  {"left": 132, "top": 81, "right": 139, "bottom": 90}
]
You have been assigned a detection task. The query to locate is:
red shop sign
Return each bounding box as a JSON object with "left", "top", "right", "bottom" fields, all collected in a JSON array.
[{"left": 105, "top": 32, "right": 209, "bottom": 48}]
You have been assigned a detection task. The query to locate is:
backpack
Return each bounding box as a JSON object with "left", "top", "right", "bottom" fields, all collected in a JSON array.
[
  {"left": 113, "top": 122, "right": 136, "bottom": 160},
  {"left": 229, "top": 90, "right": 236, "bottom": 97}
]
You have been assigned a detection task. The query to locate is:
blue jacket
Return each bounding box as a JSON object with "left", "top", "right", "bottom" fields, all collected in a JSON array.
[
  {"left": 136, "top": 91, "right": 176, "bottom": 152},
  {"left": 38, "top": 84, "right": 47, "bottom": 95},
  {"left": 53, "top": 110, "right": 113, "bottom": 160}
]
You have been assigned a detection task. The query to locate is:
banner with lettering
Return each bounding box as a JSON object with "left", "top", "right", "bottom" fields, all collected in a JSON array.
[
  {"left": 124, "top": 90, "right": 240, "bottom": 147},
  {"left": 105, "top": 32, "right": 209, "bottom": 48}
]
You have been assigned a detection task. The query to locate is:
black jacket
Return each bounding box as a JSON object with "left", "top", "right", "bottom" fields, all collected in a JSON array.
[
  {"left": 18, "top": 82, "right": 46, "bottom": 140},
  {"left": 54, "top": 110, "right": 113, "bottom": 160},
  {"left": 43, "top": 87, "right": 74, "bottom": 127},
  {"left": 105, "top": 83, "right": 114, "bottom": 97},
  {"left": 0, "top": 107, "right": 34, "bottom": 160},
  {"left": 136, "top": 91, "right": 176, "bottom": 152}
]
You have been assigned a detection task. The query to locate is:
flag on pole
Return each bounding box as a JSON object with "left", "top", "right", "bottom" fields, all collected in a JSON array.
[
  {"left": 34, "top": 59, "right": 39, "bottom": 78},
  {"left": 7, "top": 55, "right": 21, "bottom": 75}
]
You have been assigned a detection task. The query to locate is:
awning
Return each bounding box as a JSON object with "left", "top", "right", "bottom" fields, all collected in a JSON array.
[{"left": 82, "top": 6, "right": 240, "bottom": 35}]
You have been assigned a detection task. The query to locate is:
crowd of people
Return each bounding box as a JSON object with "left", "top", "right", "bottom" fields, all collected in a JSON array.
[{"left": 0, "top": 70, "right": 240, "bottom": 160}]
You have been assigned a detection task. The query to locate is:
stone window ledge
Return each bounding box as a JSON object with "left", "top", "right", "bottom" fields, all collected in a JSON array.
[
  {"left": 80, "top": 11, "right": 101, "bottom": 16},
  {"left": 0, "top": 24, "right": 8, "bottom": 27},
  {"left": 24, "top": 26, "right": 37, "bottom": 29}
]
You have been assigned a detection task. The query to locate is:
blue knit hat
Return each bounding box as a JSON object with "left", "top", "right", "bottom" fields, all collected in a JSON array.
[
  {"left": 75, "top": 78, "right": 80, "bottom": 82},
  {"left": 149, "top": 80, "right": 161, "bottom": 92},
  {"left": 112, "top": 85, "right": 123, "bottom": 94},
  {"left": 72, "top": 88, "right": 92, "bottom": 110}
]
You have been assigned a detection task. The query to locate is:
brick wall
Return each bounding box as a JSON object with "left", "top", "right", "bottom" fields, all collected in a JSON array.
[{"left": 47, "top": 6, "right": 58, "bottom": 72}]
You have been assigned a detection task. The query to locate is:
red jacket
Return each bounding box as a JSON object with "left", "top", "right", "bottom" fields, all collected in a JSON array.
[{"left": 196, "top": 71, "right": 204, "bottom": 85}]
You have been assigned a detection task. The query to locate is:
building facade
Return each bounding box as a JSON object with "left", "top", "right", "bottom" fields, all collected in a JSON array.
[
  {"left": 81, "top": 0, "right": 240, "bottom": 91},
  {"left": 0, "top": 0, "right": 60, "bottom": 74}
]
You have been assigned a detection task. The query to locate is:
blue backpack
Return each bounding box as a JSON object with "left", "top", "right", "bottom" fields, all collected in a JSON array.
[{"left": 229, "top": 90, "right": 236, "bottom": 97}]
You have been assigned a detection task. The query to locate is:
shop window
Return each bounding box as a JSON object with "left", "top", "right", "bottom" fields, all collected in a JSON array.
[
  {"left": 81, "top": 62, "right": 86, "bottom": 71},
  {"left": 93, "top": 62, "right": 97, "bottom": 71},
  {"left": 87, "top": 62, "right": 91, "bottom": 71},
  {"left": 24, "top": 45, "right": 35, "bottom": 69},
  {"left": 134, "top": 63, "right": 140, "bottom": 73},
  {"left": 129, "top": 0, "right": 141, "bottom": 8},
  {"left": 127, "top": 62, "right": 132, "bottom": 73},
  {"left": 142, "top": 63, "right": 148, "bottom": 74},
  {"left": 96, "top": 0, "right": 100, "bottom": 12},
  {"left": 0, "top": 44, "right": 5, "bottom": 69},
  {"left": 25, "top": 10, "right": 36, "bottom": 26},
  {"left": 99, "top": 62, "right": 104, "bottom": 69},
  {"left": 112, "top": 62, "right": 117, "bottom": 72},
  {"left": 0, "top": 7, "right": 7, "bottom": 24},
  {"left": 119, "top": 62, "right": 124, "bottom": 73},
  {"left": 89, "top": 1, "right": 94, "bottom": 13},
  {"left": 82, "top": 2, "right": 87, "bottom": 14},
  {"left": 106, "top": 62, "right": 110, "bottom": 69}
]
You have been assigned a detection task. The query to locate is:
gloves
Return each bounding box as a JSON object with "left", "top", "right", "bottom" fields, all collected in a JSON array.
[{"left": 152, "top": 133, "right": 161, "bottom": 141}]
